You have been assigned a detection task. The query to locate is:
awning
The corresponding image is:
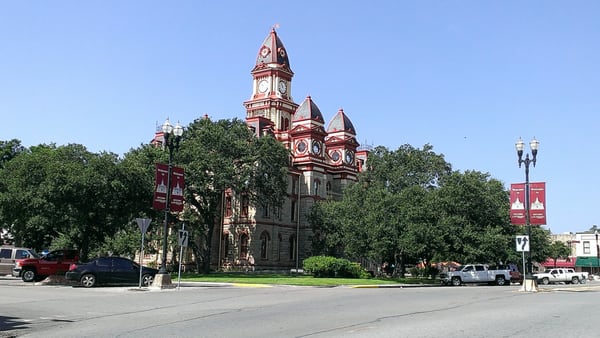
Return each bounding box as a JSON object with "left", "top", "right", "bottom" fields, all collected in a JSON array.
[
  {"left": 542, "top": 257, "right": 576, "bottom": 268},
  {"left": 575, "top": 256, "right": 600, "bottom": 268}
]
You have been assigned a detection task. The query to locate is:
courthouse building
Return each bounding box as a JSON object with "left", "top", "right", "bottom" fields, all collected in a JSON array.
[{"left": 154, "top": 29, "right": 367, "bottom": 271}]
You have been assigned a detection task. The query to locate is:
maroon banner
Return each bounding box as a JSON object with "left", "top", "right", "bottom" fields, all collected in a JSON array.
[
  {"left": 153, "top": 163, "right": 169, "bottom": 210},
  {"left": 170, "top": 166, "right": 185, "bottom": 212},
  {"left": 510, "top": 183, "right": 526, "bottom": 225},
  {"left": 529, "top": 182, "right": 547, "bottom": 225},
  {"left": 152, "top": 163, "right": 185, "bottom": 212}
]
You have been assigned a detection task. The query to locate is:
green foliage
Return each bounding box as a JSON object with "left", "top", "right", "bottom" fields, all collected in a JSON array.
[
  {"left": 303, "top": 256, "right": 370, "bottom": 278},
  {"left": 309, "top": 144, "right": 528, "bottom": 275},
  {"left": 176, "top": 117, "right": 290, "bottom": 273}
]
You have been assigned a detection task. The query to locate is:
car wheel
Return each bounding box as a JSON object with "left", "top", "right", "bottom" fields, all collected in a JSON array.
[
  {"left": 541, "top": 277, "right": 550, "bottom": 285},
  {"left": 22, "top": 268, "right": 37, "bottom": 282},
  {"left": 451, "top": 277, "right": 461, "bottom": 286},
  {"left": 80, "top": 274, "right": 96, "bottom": 288},
  {"left": 142, "top": 274, "right": 154, "bottom": 287},
  {"left": 496, "top": 276, "right": 506, "bottom": 286},
  {"left": 571, "top": 277, "right": 579, "bottom": 284}
]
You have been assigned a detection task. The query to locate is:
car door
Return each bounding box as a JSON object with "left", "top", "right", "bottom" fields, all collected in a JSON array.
[
  {"left": 37, "top": 251, "right": 61, "bottom": 276},
  {"left": 93, "top": 257, "right": 113, "bottom": 283},
  {"left": 0, "top": 248, "right": 13, "bottom": 275},
  {"left": 112, "top": 258, "right": 137, "bottom": 284},
  {"left": 462, "top": 265, "right": 476, "bottom": 282}
]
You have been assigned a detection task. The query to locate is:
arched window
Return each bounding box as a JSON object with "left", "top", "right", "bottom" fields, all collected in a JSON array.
[
  {"left": 277, "top": 233, "right": 282, "bottom": 261},
  {"left": 289, "top": 234, "right": 297, "bottom": 260},
  {"left": 314, "top": 179, "right": 321, "bottom": 196},
  {"left": 260, "top": 231, "right": 270, "bottom": 260},
  {"left": 240, "top": 233, "right": 249, "bottom": 259},
  {"left": 221, "top": 233, "right": 230, "bottom": 263}
]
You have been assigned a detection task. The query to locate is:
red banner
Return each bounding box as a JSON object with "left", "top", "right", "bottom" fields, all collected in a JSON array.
[
  {"left": 153, "top": 163, "right": 169, "bottom": 210},
  {"left": 529, "top": 182, "right": 546, "bottom": 225},
  {"left": 170, "top": 166, "right": 185, "bottom": 212},
  {"left": 152, "top": 163, "right": 185, "bottom": 212},
  {"left": 510, "top": 183, "right": 526, "bottom": 225}
]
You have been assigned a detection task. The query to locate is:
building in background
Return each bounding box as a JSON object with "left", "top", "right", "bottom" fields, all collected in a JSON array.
[{"left": 151, "top": 29, "right": 367, "bottom": 271}]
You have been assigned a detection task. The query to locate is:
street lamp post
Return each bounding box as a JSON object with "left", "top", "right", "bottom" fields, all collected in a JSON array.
[
  {"left": 595, "top": 230, "right": 599, "bottom": 275},
  {"left": 154, "top": 118, "right": 183, "bottom": 286},
  {"left": 516, "top": 137, "right": 539, "bottom": 284}
]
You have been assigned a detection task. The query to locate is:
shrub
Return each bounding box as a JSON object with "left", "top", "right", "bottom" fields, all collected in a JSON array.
[{"left": 303, "top": 256, "right": 369, "bottom": 278}]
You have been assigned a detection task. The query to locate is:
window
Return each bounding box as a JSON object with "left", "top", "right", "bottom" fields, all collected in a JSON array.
[
  {"left": 584, "top": 241, "right": 591, "bottom": 254},
  {"left": 225, "top": 196, "right": 232, "bottom": 217},
  {"left": 113, "top": 258, "right": 132, "bottom": 270},
  {"left": 291, "top": 201, "right": 296, "bottom": 221},
  {"left": 16, "top": 250, "right": 32, "bottom": 259},
  {"left": 292, "top": 178, "right": 298, "bottom": 195},
  {"left": 262, "top": 202, "right": 270, "bottom": 218},
  {"left": 277, "top": 233, "right": 282, "bottom": 261},
  {"left": 0, "top": 249, "right": 11, "bottom": 259},
  {"left": 240, "top": 234, "right": 249, "bottom": 259},
  {"left": 289, "top": 234, "right": 297, "bottom": 260},
  {"left": 222, "top": 234, "right": 230, "bottom": 261},
  {"left": 241, "top": 195, "right": 249, "bottom": 217},
  {"left": 314, "top": 179, "right": 320, "bottom": 196},
  {"left": 475, "top": 265, "right": 485, "bottom": 271},
  {"left": 96, "top": 257, "right": 111, "bottom": 267},
  {"left": 260, "top": 231, "right": 270, "bottom": 260}
]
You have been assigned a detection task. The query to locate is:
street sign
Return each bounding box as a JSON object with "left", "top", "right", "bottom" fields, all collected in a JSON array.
[
  {"left": 516, "top": 235, "right": 530, "bottom": 252},
  {"left": 136, "top": 218, "right": 152, "bottom": 233},
  {"left": 178, "top": 230, "right": 189, "bottom": 247}
]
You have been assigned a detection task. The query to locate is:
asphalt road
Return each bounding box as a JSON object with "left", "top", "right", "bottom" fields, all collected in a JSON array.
[{"left": 2, "top": 275, "right": 600, "bottom": 338}]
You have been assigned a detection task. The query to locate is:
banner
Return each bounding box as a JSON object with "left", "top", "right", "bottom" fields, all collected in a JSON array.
[
  {"left": 170, "top": 166, "right": 185, "bottom": 212},
  {"left": 510, "top": 183, "right": 526, "bottom": 225},
  {"left": 153, "top": 163, "right": 169, "bottom": 210},
  {"left": 152, "top": 163, "right": 185, "bottom": 212},
  {"left": 529, "top": 182, "right": 547, "bottom": 225}
]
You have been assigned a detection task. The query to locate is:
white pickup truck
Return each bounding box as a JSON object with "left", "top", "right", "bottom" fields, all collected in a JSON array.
[
  {"left": 440, "top": 264, "right": 512, "bottom": 286},
  {"left": 533, "top": 268, "right": 589, "bottom": 285}
]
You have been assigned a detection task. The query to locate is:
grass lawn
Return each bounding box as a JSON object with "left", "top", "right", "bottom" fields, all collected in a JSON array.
[{"left": 177, "top": 273, "right": 438, "bottom": 287}]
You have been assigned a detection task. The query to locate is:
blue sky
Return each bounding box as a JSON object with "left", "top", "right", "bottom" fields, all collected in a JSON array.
[{"left": 1, "top": 1, "right": 599, "bottom": 235}]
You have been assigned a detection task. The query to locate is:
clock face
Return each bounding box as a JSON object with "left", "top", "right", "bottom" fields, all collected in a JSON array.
[
  {"left": 312, "top": 141, "right": 321, "bottom": 154},
  {"left": 258, "top": 80, "right": 269, "bottom": 93},
  {"left": 260, "top": 46, "right": 271, "bottom": 58},
  {"left": 278, "top": 81, "right": 287, "bottom": 94},
  {"left": 297, "top": 140, "right": 307, "bottom": 153},
  {"left": 331, "top": 151, "right": 340, "bottom": 162}
]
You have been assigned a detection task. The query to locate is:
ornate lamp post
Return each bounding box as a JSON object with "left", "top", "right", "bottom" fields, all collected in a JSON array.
[
  {"left": 595, "top": 229, "right": 599, "bottom": 275},
  {"left": 157, "top": 118, "right": 183, "bottom": 280},
  {"left": 516, "top": 137, "right": 539, "bottom": 283}
]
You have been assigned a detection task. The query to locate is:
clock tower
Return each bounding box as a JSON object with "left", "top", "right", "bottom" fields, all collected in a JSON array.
[{"left": 244, "top": 28, "right": 298, "bottom": 146}]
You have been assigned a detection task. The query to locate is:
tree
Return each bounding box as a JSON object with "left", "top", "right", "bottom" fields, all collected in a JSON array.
[
  {"left": 546, "top": 240, "right": 571, "bottom": 268},
  {"left": 177, "top": 117, "right": 290, "bottom": 273},
  {"left": 0, "top": 143, "right": 150, "bottom": 260}
]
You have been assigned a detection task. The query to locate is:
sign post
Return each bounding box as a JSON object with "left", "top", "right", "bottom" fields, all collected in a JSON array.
[
  {"left": 516, "top": 235, "right": 530, "bottom": 291},
  {"left": 136, "top": 218, "right": 152, "bottom": 288},
  {"left": 177, "top": 224, "right": 188, "bottom": 289}
]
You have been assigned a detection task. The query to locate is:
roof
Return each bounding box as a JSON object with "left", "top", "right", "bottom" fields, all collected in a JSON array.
[
  {"left": 293, "top": 96, "right": 324, "bottom": 122},
  {"left": 254, "top": 28, "right": 291, "bottom": 71},
  {"left": 326, "top": 108, "right": 356, "bottom": 135}
]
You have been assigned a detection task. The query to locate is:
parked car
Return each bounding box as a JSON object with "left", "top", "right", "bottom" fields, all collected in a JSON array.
[
  {"left": 13, "top": 249, "right": 79, "bottom": 282},
  {"left": 533, "top": 268, "right": 588, "bottom": 285},
  {"left": 0, "top": 246, "right": 38, "bottom": 276},
  {"left": 65, "top": 256, "right": 158, "bottom": 288},
  {"left": 440, "top": 264, "right": 512, "bottom": 286}
]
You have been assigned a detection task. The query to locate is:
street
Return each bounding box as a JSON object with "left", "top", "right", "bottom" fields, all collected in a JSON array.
[{"left": 2, "top": 275, "right": 600, "bottom": 337}]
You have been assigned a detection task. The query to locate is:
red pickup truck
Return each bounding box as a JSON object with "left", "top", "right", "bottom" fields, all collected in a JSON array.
[{"left": 13, "top": 249, "right": 79, "bottom": 282}]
